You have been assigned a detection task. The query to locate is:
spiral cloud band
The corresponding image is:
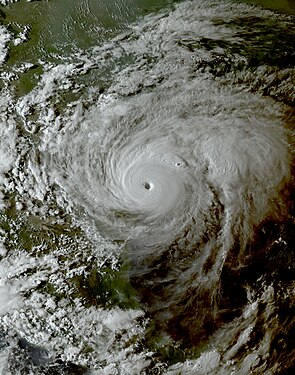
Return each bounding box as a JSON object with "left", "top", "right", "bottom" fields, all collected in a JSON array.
[{"left": 52, "top": 76, "right": 289, "bottom": 276}]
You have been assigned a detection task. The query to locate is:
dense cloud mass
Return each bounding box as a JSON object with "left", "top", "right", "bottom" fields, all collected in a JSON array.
[{"left": 0, "top": 0, "right": 294, "bottom": 374}]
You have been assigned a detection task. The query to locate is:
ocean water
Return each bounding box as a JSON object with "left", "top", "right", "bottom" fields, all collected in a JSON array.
[{"left": 0, "top": 0, "right": 294, "bottom": 374}]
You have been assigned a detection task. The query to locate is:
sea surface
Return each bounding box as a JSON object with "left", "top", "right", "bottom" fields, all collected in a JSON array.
[{"left": 0, "top": 0, "right": 294, "bottom": 374}]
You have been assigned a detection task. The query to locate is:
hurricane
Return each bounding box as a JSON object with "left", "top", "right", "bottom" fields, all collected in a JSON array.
[{"left": 0, "top": 0, "right": 294, "bottom": 374}]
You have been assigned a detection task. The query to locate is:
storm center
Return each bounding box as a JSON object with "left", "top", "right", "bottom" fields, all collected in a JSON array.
[{"left": 143, "top": 181, "right": 152, "bottom": 190}]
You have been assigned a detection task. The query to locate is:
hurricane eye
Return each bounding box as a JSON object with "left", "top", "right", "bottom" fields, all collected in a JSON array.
[{"left": 144, "top": 181, "right": 152, "bottom": 190}]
